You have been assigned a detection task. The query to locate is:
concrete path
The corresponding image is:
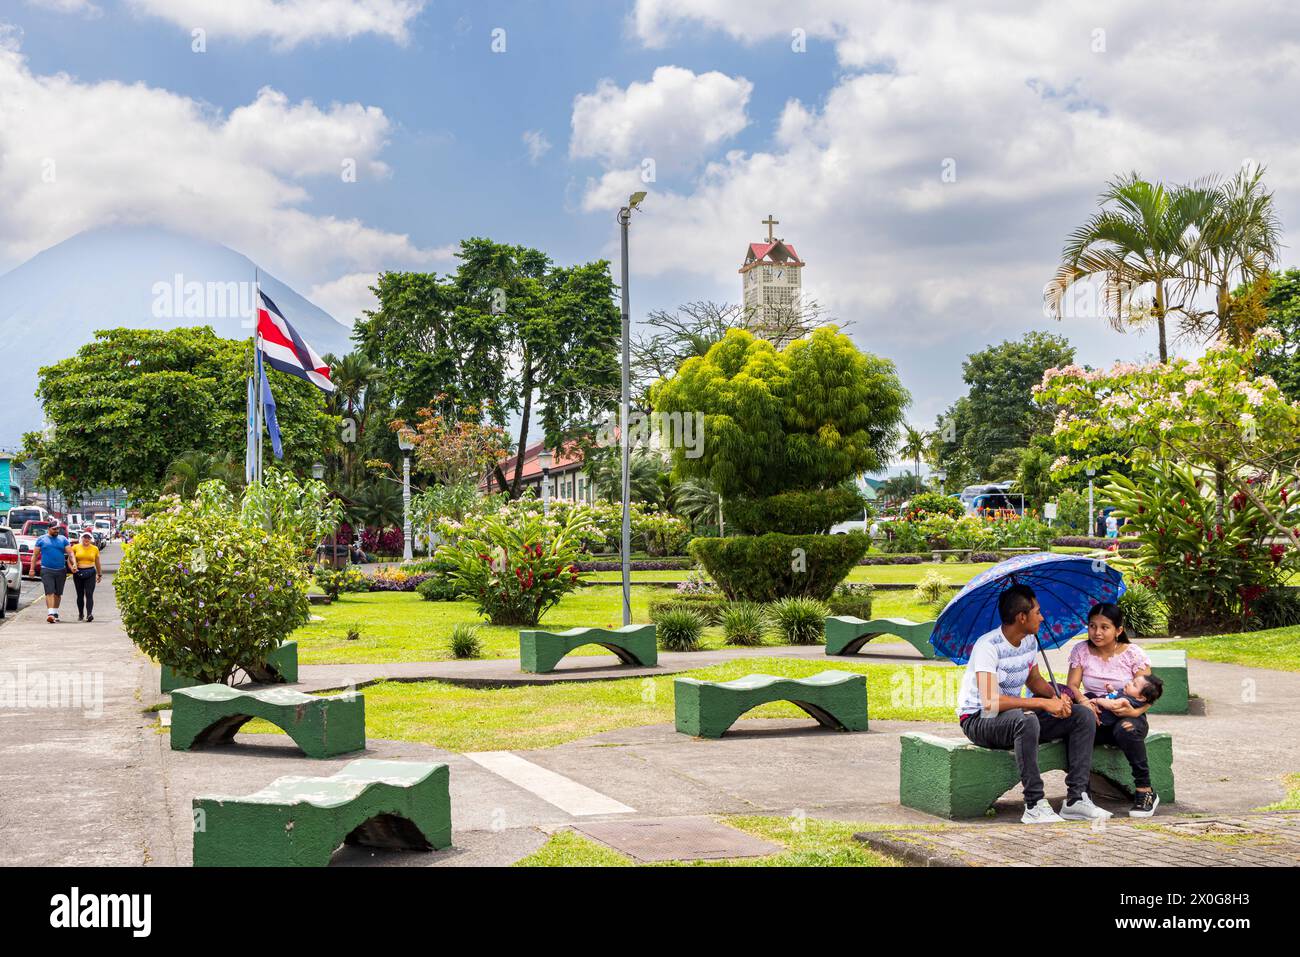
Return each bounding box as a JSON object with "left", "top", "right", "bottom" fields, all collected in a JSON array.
[
  {"left": 0, "top": 545, "right": 176, "bottom": 865},
  {"left": 6, "top": 561, "right": 1300, "bottom": 866}
]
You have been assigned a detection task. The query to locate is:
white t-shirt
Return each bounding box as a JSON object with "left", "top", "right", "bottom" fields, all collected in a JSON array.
[{"left": 956, "top": 626, "right": 1039, "bottom": 717}]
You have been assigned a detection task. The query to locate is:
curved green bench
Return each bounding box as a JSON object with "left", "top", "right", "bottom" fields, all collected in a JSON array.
[
  {"left": 170, "top": 683, "right": 365, "bottom": 758},
  {"left": 160, "top": 640, "right": 299, "bottom": 694},
  {"left": 674, "top": 671, "right": 868, "bottom": 738},
  {"left": 899, "top": 730, "right": 1175, "bottom": 819},
  {"left": 519, "top": 624, "right": 657, "bottom": 673},
  {"left": 193, "top": 759, "right": 450, "bottom": 867},
  {"left": 1146, "top": 649, "right": 1189, "bottom": 714},
  {"left": 825, "top": 616, "right": 938, "bottom": 659}
]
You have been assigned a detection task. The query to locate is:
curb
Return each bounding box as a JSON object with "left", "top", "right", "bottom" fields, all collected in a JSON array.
[{"left": 854, "top": 830, "right": 971, "bottom": 867}]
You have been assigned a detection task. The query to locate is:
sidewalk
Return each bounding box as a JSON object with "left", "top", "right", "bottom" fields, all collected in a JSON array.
[{"left": 0, "top": 570, "right": 176, "bottom": 865}]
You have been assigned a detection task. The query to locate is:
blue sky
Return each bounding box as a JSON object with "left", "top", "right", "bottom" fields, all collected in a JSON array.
[{"left": 3, "top": 1, "right": 1298, "bottom": 453}]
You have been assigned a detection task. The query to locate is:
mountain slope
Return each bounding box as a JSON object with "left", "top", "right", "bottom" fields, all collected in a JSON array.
[{"left": 0, "top": 226, "right": 354, "bottom": 448}]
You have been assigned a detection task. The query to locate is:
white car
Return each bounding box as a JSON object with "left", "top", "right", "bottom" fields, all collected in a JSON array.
[{"left": 0, "top": 526, "right": 21, "bottom": 616}]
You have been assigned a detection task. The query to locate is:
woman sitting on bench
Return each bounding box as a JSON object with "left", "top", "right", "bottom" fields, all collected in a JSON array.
[{"left": 1065, "top": 602, "right": 1159, "bottom": 818}]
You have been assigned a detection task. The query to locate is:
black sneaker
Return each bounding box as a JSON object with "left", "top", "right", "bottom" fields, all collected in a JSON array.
[
  {"left": 78, "top": 613, "right": 84, "bottom": 621},
  {"left": 1130, "top": 790, "right": 1159, "bottom": 818}
]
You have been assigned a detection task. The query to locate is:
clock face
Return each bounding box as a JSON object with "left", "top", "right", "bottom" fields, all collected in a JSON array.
[{"left": 775, "top": 268, "right": 784, "bottom": 281}]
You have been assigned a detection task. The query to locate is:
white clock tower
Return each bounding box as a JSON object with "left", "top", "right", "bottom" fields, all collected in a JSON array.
[{"left": 739, "top": 214, "right": 806, "bottom": 345}]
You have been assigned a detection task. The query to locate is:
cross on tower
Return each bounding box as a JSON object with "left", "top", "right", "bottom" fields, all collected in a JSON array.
[{"left": 762, "top": 214, "right": 779, "bottom": 243}]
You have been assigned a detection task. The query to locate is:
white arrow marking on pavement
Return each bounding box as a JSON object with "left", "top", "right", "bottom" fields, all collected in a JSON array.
[{"left": 464, "top": 751, "right": 635, "bottom": 816}]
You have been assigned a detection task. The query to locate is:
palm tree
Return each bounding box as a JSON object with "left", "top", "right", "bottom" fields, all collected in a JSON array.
[
  {"left": 1046, "top": 173, "right": 1216, "bottom": 362},
  {"left": 899, "top": 426, "right": 928, "bottom": 480},
  {"left": 673, "top": 477, "right": 724, "bottom": 531},
  {"left": 164, "top": 450, "right": 243, "bottom": 498},
  {"left": 1182, "top": 166, "right": 1282, "bottom": 344},
  {"left": 344, "top": 480, "right": 404, "bottom": 530},
  {"left": 584, "top": 449, "right": 666, "bottom": 504},
  {"left": 325, "top": 353, "right": 384, "bottom": 485}
]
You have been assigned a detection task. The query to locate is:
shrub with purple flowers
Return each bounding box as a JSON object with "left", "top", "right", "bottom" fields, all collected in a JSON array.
[{"left": 116, "top": 502, "right": 309, "bottom": 684}]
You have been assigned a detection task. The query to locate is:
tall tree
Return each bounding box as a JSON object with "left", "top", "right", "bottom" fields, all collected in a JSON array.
[
  {"left": 1182, "top": 166, "right": 1282, "bottom": 344},
  {"left": 352, "top": 239, "right": 621, "bottom": 498},
  {"left": 23, "top": 327, "right": 337, "bottom": 501},
  {"left": 1046, "top": 173, "right": 1214, "bottom": 362},
  {"left": 934, "top": 332, "right": 1075, "bottom": 484},
  {"left": 899, "top": 425, "right": 928, "bottom": 479},
  {"left": 1251, "top": 268, "right": 1300, "bottom": 401}
]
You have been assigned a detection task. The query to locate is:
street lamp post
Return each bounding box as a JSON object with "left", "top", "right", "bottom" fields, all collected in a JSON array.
[
  {"left": 398, "top": 430, "right": 415, "bottom": 562},
  {"left": 538, "top": 448, "right": 553, "bottom": 517},
  {"left": 616, "top": 190, "right": 646, "bottom": 627},
  {"left": 311, "top": 462, "right": 332, "bottom": 568}
]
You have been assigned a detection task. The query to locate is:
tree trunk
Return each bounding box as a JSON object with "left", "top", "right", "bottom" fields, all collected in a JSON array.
[
  {"left": 1155, "top": 281, "right": 1169, "bottom": 363},
  {"left": 1214, "top": 465, "right": 1225, "bottom": 528},
  {"left": 508, "top": 354, "right": 534, "bottom": 499}
]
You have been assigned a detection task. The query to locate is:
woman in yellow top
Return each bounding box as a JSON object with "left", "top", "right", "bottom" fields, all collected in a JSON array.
[{"left": 71, "top": 531, "right": 102, "bottom": 622}]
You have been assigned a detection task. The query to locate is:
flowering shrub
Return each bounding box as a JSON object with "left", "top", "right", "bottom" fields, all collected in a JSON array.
[
  {"left": 314, "top": 565, "right": 368, "bottom": 597},
  {"left": 364, "top": 567, "right": 435, "bottom": 592},
  {"left": 116, "top": 503, "right": 309, "bottom": 684},
  {"left": 437, "top": 508, "right": 592, "bottom": 625},
  {"left": 1103, "top": 463, "right": 1300, "bottom": 632},
  {"left": 904, "top": 492, "right": 963, "bottom": 520},
  {"left": 675, "top": 568, "right": 718, "bottom": 595}
]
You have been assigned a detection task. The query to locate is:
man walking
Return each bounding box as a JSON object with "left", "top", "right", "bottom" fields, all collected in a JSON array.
[
  {"left": 32, "top": 523, "right": 74, "bottom": 624},
  {"left": 955, "top": 583, "right": 1111, "bottom": 823}
]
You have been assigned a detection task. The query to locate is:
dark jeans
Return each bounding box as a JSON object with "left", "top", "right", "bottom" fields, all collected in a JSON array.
[
  {"left": 961, "top": 705, "right": 1097, "bottom": 805},
  {"left": 73, "top": 568, "right": 96, "bottom": 617},
  {"left": 1094, "top": 711, "right": 1151, "bottom": 789}
]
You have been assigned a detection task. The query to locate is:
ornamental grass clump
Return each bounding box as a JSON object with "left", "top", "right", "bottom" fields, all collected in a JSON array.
[
  {"left": 448, "top": 623, "right": 483, "bottom": 659},
  {"left": 722, "top": 601, "right": 770, "bottom": 646},
  {"left": 914, "top": 570, "right": 953, "bottom": 613},
  {"left": 654, "top": 607, "right": 706, "bottom": 652},
  {"left": 769, "top": 596, "right": 829, "bottom": 645}
]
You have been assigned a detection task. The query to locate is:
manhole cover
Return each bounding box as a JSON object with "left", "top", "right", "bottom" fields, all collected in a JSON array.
[{"left": 573, "top": 816, "right": 782, "bottom": 862}]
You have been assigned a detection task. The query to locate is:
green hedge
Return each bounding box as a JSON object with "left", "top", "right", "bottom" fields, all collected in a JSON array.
[
  {"left": 689, "top": 532, "right": 871, "bottom": 602},
  {"left": 724, "top": 487, "right": 866, "bottom": 535}
]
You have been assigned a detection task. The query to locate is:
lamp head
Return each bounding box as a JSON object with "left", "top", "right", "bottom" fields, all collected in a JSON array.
[
  {"left": 397, "top": 429, "right": 416, "bottom": 452},
  {"left": 538, "top": 448, "right": 553, "bottom": 470},
  {"left": 311, "top": 462, "right": 326, "bottom": 480}
]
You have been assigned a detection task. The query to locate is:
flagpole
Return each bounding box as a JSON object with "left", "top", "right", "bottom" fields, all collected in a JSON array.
[{"left": 255, "top": 267, "right": 263, "bottom": 485}]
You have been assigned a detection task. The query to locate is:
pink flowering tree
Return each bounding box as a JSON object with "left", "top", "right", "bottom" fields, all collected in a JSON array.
[{"left": 1037, "top": 333, "right": 1300, "bottom": 629}]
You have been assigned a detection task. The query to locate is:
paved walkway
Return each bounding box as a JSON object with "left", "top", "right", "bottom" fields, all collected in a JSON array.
[
  {"left": 5, "top": 564, "right": 1300, "bottom": 866},
  {"left": 858, "top": 812, "right": 1300, "bottom": 867}
]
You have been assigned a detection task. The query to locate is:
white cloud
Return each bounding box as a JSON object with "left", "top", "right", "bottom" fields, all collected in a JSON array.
[
  {"left": 25, "top": 0, "right": 102, "bottom": 16},
  {"left": 0, "top": 36, "right": 443, "bottom": 293},
  {"left": 307, "top": 248, "right": 456, "bottom": 327},
  {"left": 570, "top": 65, "right": 752, "bottom": 172},
  {"left": 612, "top": 1, "right": 1300, "bottom": 359},
  {"left": 125, "top": 0, "right": 425, "bottom": 48},
  {"left": 522, "top": 129, "right": 552, "bottom": 164}
]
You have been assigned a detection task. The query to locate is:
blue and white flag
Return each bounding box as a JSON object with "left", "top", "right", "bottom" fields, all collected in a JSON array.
[{"left": 260, "top": 362, "right": 284, "bottom": 460}]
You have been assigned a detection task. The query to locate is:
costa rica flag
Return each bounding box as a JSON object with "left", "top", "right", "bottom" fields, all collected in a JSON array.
[{"left": 257, "top": 289, "right": 334, "bottom": 393}]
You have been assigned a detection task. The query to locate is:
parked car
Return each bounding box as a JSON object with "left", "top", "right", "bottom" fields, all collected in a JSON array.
[
  {"left": 16, "top": 519, "right": 58, "bottom": 576},
  {"left": 0, "top": 526, "right": 22, "bottom": 614}
]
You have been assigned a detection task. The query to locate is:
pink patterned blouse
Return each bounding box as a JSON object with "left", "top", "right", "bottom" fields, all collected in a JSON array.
[{"left": 1068, "top": 641, "right": 1151, "bottom": 696}]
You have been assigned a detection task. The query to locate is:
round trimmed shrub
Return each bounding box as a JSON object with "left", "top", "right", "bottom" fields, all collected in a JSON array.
[
  {"left": 116, "top": 506, "right": 309, "bottom": 684},
  {"left": 654, "top": 607, "right": 705, "bottom": 651},
  {"left": 417, "top": 575, "right": 463, "bottom": 602},
  {"left": 769, "top": 596, "right": 829, "bottom": 645},
  {"left": 722, "top": 601, "right": 770, "bottom": 646},
  {"left": 689, "top": 532, "right": 871, "bottom": 602},
  {"left": 725, "top": 487, "right": 866, "bottom": 535},
  {"left": 827, "top": 583, "right": 874, "bottom": 619}
]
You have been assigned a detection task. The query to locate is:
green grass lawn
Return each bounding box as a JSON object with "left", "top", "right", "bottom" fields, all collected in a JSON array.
[
  {"left": 293, "top": 586, "right": 942, "bottom": 665},
  {"left": 243, "top": 655, "right": 955, "bottom": 751},
  {"left": 1150, "top": 625, "right": 1300, "bottom": 672},
  {"left": 514, "top": 815, "right": 903, "bottom": 867},
  {"left": 1256, "top": 773, "right": 1300, "bottom": 811}
]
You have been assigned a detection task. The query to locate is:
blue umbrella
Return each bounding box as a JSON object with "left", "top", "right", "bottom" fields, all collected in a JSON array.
[{"left": 930, "top": 553, "right": 1126, "bottom": 681}]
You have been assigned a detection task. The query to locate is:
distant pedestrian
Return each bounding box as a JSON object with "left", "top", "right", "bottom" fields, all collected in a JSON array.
[
  {"left": 71, "top": 530, "right": 102, "bottom": 622},
  {"left": 33, "top": 523, "right": 74, "bottom": 624}
]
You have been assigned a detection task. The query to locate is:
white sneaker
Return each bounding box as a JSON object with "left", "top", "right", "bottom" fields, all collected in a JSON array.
[
  {"left": 1021, "top": 801, "right": 1065, "bottom": 824},
  {"left": 1060, "top": 792, "right": 1113, "bottom": 821}
]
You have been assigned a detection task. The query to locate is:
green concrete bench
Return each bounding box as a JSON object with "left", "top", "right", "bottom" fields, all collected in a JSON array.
[
  {"left": 825, "top": 616, "right": 938, "bottom": 659},
  {"left": 1146, "top": 649, "right": 1189, "bottom": 714},
  {"left": 899, "top": 730, "right": 1175, "bottom": 819},
  {"left": 674, "top": 671, "right": 868, "bottom": 738},
  {"left": 192, "top": 759, "right": 450, "bottom": 867},
  {"left": 170, "top": 683, "right": 365, "bottom": 758},
  {"left": 519, "top": 624, "right": 657, "bottom": 673},
  {"left": 160, "top": 640, "right": 299, "bottom": 694}
]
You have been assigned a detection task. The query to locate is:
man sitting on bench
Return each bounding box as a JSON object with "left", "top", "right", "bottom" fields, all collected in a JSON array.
[{"left": 955, "top": 584, "right": 1112, "bottom": 824}]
